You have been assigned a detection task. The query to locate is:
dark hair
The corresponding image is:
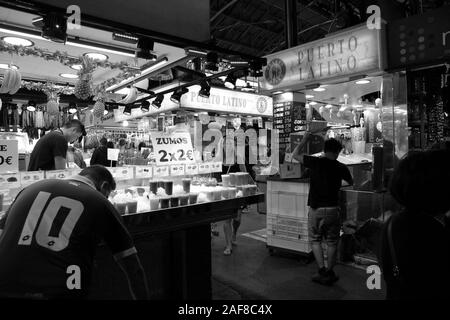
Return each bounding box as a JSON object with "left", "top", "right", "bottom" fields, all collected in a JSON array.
[
  {"left": 138, "top": 142, "right": 146, "bottom": 151},
  {"left": 106, "top": 141, "right": 115, "bottom": 148},
  {"left": 100, "top": 137, "right": 108, "bottom": 146},
  {"left": 324, "top": 138, "right": 343, "bottom": 154},
  {"left": 63, "top": 119, "right": 86, "bottom": 135},
  {"left": 79, "top": 165, "right": 116, "bottom": 191},
  {"left": 389, "top": 149, "right": 450, "bottom": 216}
]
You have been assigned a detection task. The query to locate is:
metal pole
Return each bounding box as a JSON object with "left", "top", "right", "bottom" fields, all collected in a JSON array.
[{"left": 285, "top": 0, "right": 298, "bottom": 48}]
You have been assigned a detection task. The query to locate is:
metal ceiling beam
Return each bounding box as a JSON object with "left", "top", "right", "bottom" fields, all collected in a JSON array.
[
  {"left": 210, "top": 0, "right": 241, "bottom": 23},
  {"left": 216, "top": 38, "right": 261, "bottom": 56},
  {"left": 211, "top": 11, "right": 281, "bottom": 37}
]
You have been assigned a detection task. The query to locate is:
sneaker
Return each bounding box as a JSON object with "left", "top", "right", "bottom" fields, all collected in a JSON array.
[
  {"left": 311, "top": 267, "right": 327, "bottom": 283},
  {"left": 324, "top": 269, "right": 339, "bottom": 284}
]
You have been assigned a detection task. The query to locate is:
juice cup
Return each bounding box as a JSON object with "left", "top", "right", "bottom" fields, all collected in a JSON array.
[
  {"left": 179, "top": 194, "right": 189, "bottom": 206},
  {"left": 170, "top": 196, "right": 179, "bottom": 208},
  {"left": 164, "top": 180, "right": 173, "bottom": 196},
  {"left": 182, "top": 178, "right": 191, "bottom": 194},
  {"left": 160, "top": 197, "right": 170, "bottom": 209},
  {"left": 221, "top": 175, "right": 231, "bottom": 187},
  {"left": 189, "top": 193, "right": 198, "bottom": 204},
  {"left": 149, "top": 197, "right": 160, "bottom": 210}
]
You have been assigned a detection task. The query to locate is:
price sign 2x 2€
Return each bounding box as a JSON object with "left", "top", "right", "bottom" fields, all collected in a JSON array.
[
  {"left": 151, "top": 132, "right": 195, "bottom": 166},
  {"left": 0, "top": 140, "right": 18, "bottom": 173}
]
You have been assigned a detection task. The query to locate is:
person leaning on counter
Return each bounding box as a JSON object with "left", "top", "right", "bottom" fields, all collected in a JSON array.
[{"left": 28, "top": 120, "right": 86, "bottom": 171}]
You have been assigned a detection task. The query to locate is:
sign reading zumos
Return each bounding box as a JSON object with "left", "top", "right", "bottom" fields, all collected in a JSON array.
[
  {"left": 0, "top": 140, "right": 19, "bottom": 173},
  {"left": 261, "top": 24, "right": 385, "bottom": 91},
  {"left": 150, "top": 132, "right": 195, "bottom": 166}
]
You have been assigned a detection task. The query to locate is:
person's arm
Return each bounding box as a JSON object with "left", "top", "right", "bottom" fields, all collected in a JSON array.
[
  {"left": 54, "top": 156, "right": 66, "bottom": 170},
  {"left": 90, "top": 149, "right": 98, "bottom": 166},
  {"left": 115, "top": 253, "right": 150, "bottom": 300},
  {"left": 292, "top": 132, "right": 311, "bottom": 164},
  {"left": 0, "top": 211, "right": 8, "bottom": 237},
  {"left": 341, "top": 165, "right": 354, "bottom": 186}
]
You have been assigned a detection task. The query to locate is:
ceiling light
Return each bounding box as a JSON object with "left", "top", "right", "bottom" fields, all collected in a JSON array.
[
  {"left": 309, "top": 101, "right": 318, "bottom": 105},
  {"left": 60, "top": 73, "right": 79, "bottom": 79},
  {"left": 0, "top": 63, "right": 19, "bottom": 70},
  {"left": 141, "top": 100, "right": 150, "bottom": 112},
  {"left": 68, "top": 102, "right": 77, "bottom": 114},
  {"left": 70, "top": 64, "right": 82, "bottom": 71},
  {"left": 122, "top": 120, "right": 129, "bottom": 127},
  {"left": 152, "top": 94, "right": 164, "bottom": 108},
  {"left": 112, "top": 32, "right": 139, "bottom": 44},
  {"left": 170, "top": 87, "right": 189, "bottom": 103},
  {"left": 355, "top": 79, "right": 371, "bottom": 84},
  {"left": 224, "top": 73, "right": 237, "bottom": 89},
  {"left": 2, "top": 36, "right": 34, "bottom": 47},
  {"left": 140, "top": 57, "right": 169, "bottom": 75},
  {"left": 198, "top": 80, "right": 211, "bottom": 98},
  {"left": 305, "top": 94, "right": 314, "bottom": 99},
  {"left": 83, "top": 52, "right": 109, "bottom": 61},
  {"left": 136, "top": 37, "right": 156, "bottom": 60},
  {"left": 272, "top": 91, "right": 283, "bottom": 95},
  {"left": 313, "top": 87, "right": 326, "bottom": 92},
  {"left": 41, "top": 12, "right": 67, "bottom": 43},
  {"left": 123, "top": 105, "right": 132, "bottom": 115}
]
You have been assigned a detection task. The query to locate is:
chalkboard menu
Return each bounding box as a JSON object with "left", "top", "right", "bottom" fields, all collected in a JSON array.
[{"left": 274, "top": 101, "right": 306, "bottom": 150}]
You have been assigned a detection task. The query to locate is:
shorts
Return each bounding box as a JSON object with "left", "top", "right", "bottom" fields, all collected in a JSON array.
[{"left": 308, "top": 207, "right": 341, "bottom": 245}]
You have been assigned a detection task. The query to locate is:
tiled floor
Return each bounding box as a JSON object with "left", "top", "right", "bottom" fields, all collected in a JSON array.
[{"left": 211, "top": 205, "right": 386, "bottom": 300}]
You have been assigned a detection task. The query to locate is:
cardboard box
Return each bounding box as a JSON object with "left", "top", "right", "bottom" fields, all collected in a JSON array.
[{"left": 279, "top": 163, "right": 302, "bottom": 179}]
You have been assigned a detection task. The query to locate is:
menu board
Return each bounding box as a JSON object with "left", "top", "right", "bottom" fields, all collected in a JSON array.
[{"left": 273, "top": 101, "right": 306, "bottom": 151}]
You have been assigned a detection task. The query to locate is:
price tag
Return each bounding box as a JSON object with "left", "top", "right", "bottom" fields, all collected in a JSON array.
[
  {"left": 107, "top": 148, "right": 120, "bottom": 161},
  {"left": 185, "top": 164, "right": 199, "bottom": 175},
  {"left": 170, "top": 164, "right": 185, "bottom": 176},
  {"left": 150, "top": 132, "right": 195, "bottom": 166},
  {"left": 198, "top": 163, "right": 211, "bottom": 174},
  {"left": 211, "top": 162, "right": 223, "bottom": 173},
  {"left": 20, "top": 171, "right": 45, "bottom": 185},
  {"left": 0, "top": 172, "right": 20, "bottom": 188},
  {"left": 70, "top": 168, "right": 82, "bottom": 177},
  {"left": 135, "top": 166, "right": 153, "bottom": 179},
  {"left": 107, "top": 167, "right": 134, "bottom": 181},
  {"left": 45, "top": 170, "right": 70, "bottom": 180},
  {"left": 0, "top": 140, "right": 18, "bottom": 173},
  {"left": 153, "top": 166, "right": 169, "bottom": 178}
]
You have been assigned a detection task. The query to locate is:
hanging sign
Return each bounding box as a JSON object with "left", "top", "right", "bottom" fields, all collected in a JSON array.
[
  {"left": 150, "top": 132, "right": 195, "bottom": 166},
  {"left": 261, "top": 24, "right": 385, "bottom": 91},
  {"left": 0, "top": 140, "right": 18, "bottom": 173}
]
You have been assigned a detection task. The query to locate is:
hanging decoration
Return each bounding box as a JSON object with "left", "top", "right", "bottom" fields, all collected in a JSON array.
[
  {"left": 0, "top": 40, "right": 137, "bottom": 72},
  {"left": 45, "top": 91, "right": 60, "bottom": 116},
  {"left": 21, "top": 80, "right": 74, "bottom": 95},
  {"left": 74, "top": 56, "right": 95, "bottom": 100},
  {"left": 92, "top": 92, "right": 106, "bottom": 119},
  {"left": 0, "top": 67, "right": 22, "bottom": 94}
]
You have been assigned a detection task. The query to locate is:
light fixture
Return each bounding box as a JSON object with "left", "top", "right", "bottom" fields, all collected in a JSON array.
[
  {"left": 27, "top": 101, "right": 36, "bottom": 112},
  {"left": 68, "top": 102, "right": 77, "bottom": 114},
  {"left": 325, "top": 104, "right": 333, "bottom": 109},
  {"left": 272, "top": 91, "right": 283, "bottom": 95},
  {"left": 185, "top": 48, "right": 208, "bottom": 56},
  {"left": 198, "top": 80, "right": 211, "bottom": 98},
  {"left": 112, "top": 32, "right": 139, "bottom": 44},
  {"left": 313, "top": 87, "right": 326, "bottom": 92},
  {"left": 141, "top": 100, "right": 150, "bottom": 112},
  {"left": 70, "top": 64, "right": 82, "bottom": 71},
  {"left": 224, "top": 73, "right": 237, "bottom": 89},
  {"left": 123, "top": 105, "right": 132, "bottom": 115},
  {"left": 40, "top": 12, "right": 67, "bottom": 43},
  {"left": 170, "top": 87, "right": 189, "bottom": 103},
  {"left": 136, "top": 37, "right": 156, "bottom": 60},
  {"left": 60, "top": 73, "right": 79, "bottom": 79},
  {"left": 0, "top": 63, "right": 19, "bottom": 70},
  {"left": 305, "top": 94, "right": 314, "bottom": 99},
  {"left": 309, "top": 101, "right": 318, "bottom": 105},
  {"left": 355, "top": 79, "right": 371, "bottom": 84},
  {"left": 84, "top": 52, "right": 109, "bottom": 61},
  {"left": 103, "top": 109, "right": 109, "bottom": 116},
  {"left": 122, "top": 120, "right": 129, "bottom": 127},
  {"left": 2, "top": 36, "right": 34, "bottom": 47},
  {"left": 140, "top": 57, "right": 169, "bottom": 75},
  {"left": 241, "top": 82, "right": 255, "bottom": 92},
  {"left": 152, "top": 93, "right": 164, "bottom": 108},
  {"left": 205, "top": 52, "right": 219, "bottom": 71}
]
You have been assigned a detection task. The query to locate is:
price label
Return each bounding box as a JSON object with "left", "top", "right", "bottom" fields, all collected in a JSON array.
[
  {"left": 170, "top": 164, "right": 185, "bottom": 176},
  {"left": 45, "top": 170, "right": 69, "bottom": 180},
  {"left": 185, "top": 164, "right": 199, "bottom": 175},
  {"left": 0, "top": 140, "right": 18, "bottom": 173},
  {"left": 107, "top": 167, "right": 134, "bottom": 181},
  {"left": 150, "top": 132, "right": 195, "bottom": 166},
  {"left": 210, "top": 162, "right": 223, "bottom": 173},
  {"left": 198, "top": 163, "right": 211, "bottom": 174},
  {"left": 135, "top": 166, "right": 153, "bottom": 179},
  {"left": 20, "top": 171, "right": 45, "bottom": 185},
  {"left": 0, "top": 172, "right": 20, "bottom": 188},
  {"left": 70, "top": 168, "right": 82, "bottom": 177},
  {"left": 153, "top": 166, "right": 169, "bottom": 178}
]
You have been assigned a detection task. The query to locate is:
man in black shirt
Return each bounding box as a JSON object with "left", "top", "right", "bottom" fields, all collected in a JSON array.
[
  {"left": 294, "top": 134, "right": 353, "bottom": 286},
  {"left": 90, "top": 137, "right": 109, "bottom": 166},
  {"left": 28, "top": 120, "right": 86, "bottom": 171},
  {"left": 0, "top": 165, "right": 149, "bottom": 299}
]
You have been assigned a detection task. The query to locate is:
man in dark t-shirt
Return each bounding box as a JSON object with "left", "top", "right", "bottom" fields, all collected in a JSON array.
[
  {"left": 293, "top": 135, "right": 353, "bottom": 286},
  {"left": 90, "top": 137, "right": 109, "bottom": 166},
  {"left": 28, "top": 120, "right": 86, "bottom": 171},
  {"left": 0, "top": 166, "right": 149, "bottom": 299}
]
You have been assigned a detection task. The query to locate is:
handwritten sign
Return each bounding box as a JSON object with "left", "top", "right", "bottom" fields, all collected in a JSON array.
[
  {"left": 20, "top": 171, "right": 45, "bottom": 185},
  {"left": 198, "top": 163, "right": 211, "bottom": 174},
  {"left": 170, "top": 164, "right": 185, "bottom": 176},
  {"left": 107, "top": 167, "right": 134, "bottom": 181},
  {"left": 210, "top": 162, "right": 223, "bottom": 173},
  {"left": 153, "top": 166, "right": 169, "bottom": 178},
  {"left": 0, "top": 172, "right": 20, "bottom": 188},
  {"left": 185, "top": 163, "right": 199, "bottom": 175},
  {"left": 0, "top": 140, "right": 18, "bottom": 173},
  {"left": 135, "top": 166, "right": 153, "bottom": 179},
  {"left": 107, "top": 148, "right": 120, "bottom": 161},
  {"left": 45, "top": 170, "right": 70, "bottom": 180},
  {"left": 150, "top": 132, "right": 195, "bottom": 166}
]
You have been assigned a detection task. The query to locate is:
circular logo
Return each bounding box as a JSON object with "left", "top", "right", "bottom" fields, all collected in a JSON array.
[
  {"left": 256, "top": 97, "right": 268, "bottom": 114},
  {"left": 264, "top": 58, "right": 286, "bottom": 86}
]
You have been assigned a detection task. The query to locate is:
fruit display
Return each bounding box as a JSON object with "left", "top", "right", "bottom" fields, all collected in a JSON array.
[
  {"left": 93, "top": 99, "right": 105, "bottom": 119},
  {"left": 74, "top": 56, "right": 95, "bottom": 100},
  {"left": 0, "top": 67, "right": 22, "bottom": 94}
]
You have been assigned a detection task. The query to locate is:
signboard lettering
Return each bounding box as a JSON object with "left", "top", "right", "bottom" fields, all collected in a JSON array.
[{"left": 0, "top": 140, "right": 18, "bottom": 173}]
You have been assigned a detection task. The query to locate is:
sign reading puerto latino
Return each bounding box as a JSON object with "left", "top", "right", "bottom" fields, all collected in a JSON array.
[
  {"left": 261, "top": 24, "right": 385, "bottom": 91},
  {"left": 150, "top": 132, "right": 196, "bottom": 166}
]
